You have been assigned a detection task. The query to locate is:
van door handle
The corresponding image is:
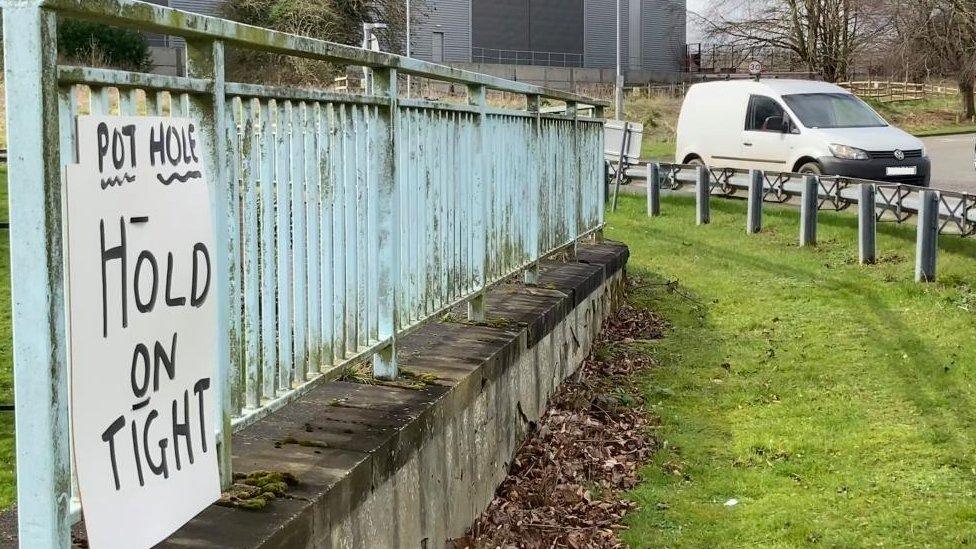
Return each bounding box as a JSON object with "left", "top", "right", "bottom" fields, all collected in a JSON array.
[{"left": 743, "top": 142, "right": 753, "bottom": 147}]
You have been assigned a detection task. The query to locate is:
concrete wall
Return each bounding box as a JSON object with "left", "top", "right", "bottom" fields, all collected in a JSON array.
[{"left": 158, "top": 242, "right": 629, "bottom": 548}]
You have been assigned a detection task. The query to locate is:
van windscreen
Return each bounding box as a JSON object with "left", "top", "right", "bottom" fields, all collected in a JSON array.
[{"left": 782, "top": 93, "right": 887, "bottom": 129}]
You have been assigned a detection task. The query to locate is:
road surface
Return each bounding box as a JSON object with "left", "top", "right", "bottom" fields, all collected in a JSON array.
[{"left": 924, "top": 133, "right": 975, "bottom": 193}]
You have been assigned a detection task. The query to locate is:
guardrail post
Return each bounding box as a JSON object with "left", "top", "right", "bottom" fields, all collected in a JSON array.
[
  {"left": 372, "top": 68, "right": 399, "bottom": 379},
  {"left": 859, "top": 183, "right": 877, "bottom": 264},
  {"left": 468, "top": 84, "right": 487, "bottom": 322},
  {"left": 647, "top": 162, "right": 661, "bottom": 217},
  {"left": 525, "top": 94, "right": 541, "bottom": 285},
  {"left": 800, "top": 174, "right": 818, "bottom": 246},
  {"left": 186, "top": 38, "right": 234, "bottom": 488},
  {"left": 695, "top": 164, "right": 710, "bottom": 225},
  {"left": 3, "top": 4, "right": 72, "bottom": 546},
  {"left": 747, "top": 169, "right": 763, "bottom": 234},
  {"left": 915, "top": 190, "right": 939, "bottom": 283}
]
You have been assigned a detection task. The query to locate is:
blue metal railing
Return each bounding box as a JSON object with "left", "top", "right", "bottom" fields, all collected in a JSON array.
[{"left": 2, "top": 0, "right": 608, "bottom": 545}]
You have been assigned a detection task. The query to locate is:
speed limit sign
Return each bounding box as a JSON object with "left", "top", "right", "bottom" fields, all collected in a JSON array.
[{"left": 748, "top": 60, "right": 763, "bottom": 75}]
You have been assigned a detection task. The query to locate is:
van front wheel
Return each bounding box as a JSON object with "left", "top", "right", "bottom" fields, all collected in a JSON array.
[{"left": 797, "top": 161, "right": 823, "bottom": 176}]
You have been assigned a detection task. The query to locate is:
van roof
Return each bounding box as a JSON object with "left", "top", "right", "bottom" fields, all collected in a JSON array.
[{"left": 689, "top": 79, "right": 850, "bottom": 97}]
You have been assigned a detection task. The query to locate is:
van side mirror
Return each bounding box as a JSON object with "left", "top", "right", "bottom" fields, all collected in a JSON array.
[{"left": 763, "top": 115, "right": 788, "bottom": 133}]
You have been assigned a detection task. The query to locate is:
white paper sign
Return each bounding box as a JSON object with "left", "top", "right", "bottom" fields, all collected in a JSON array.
[{"left": 65, "top": 116, "right": 220, "bottom": 549}]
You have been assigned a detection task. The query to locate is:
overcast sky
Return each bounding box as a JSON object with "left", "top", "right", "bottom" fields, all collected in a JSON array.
[{"left": 686, "top": 0, "right": 709, "bottom": 43}]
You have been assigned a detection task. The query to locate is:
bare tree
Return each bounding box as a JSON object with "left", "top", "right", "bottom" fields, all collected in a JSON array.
[
  {"left": 221, "top": 0, "right": 427, "bottom": 85},
  {"left": 697, "top": 0, "right": 892, "bottom": 82},
  {"left": 891, "top": 0, "right": 976, "bottom": 119}
]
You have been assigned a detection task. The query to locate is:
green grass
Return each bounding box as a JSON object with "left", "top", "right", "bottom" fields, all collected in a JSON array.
[
  {"left": 867, "top": 97, "right": 976, "bottom": 137},
  {"left": 608, "top": 194, "right": 976, "bottom": 547},
  {"left": 0, "top": 165, "right": 12, "bottom": 510}
]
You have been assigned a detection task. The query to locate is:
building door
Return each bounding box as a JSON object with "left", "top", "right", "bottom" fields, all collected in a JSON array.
[{"left": 432, "top": 32, "right": 445, "bottom": 62}]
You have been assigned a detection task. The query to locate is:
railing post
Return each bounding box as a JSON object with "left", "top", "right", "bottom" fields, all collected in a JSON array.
[
  {"left": 372, "top": 68, "right": 399, "bottom": 379},
  {"left": 747, "top": 169, "right": 763, "bottom": 234},
  {"left": 859, "top": 183, "right": 877, "bottom": 264},
  {"left": 525, "top": 94, "right": 542, "bottom": 285},
  {"left": 567, "top": 100, "right": 580, "bottom": 258},
  {"left": 915, "top": 190, "right": 939, "bottom": 283},
  {"left": 185, "top": 38, "right": 235, "bottom": 488},
  {"left": 695, "top": 164, "right": 710, "bottom": 225},
  {"left": 800, "top": 174, "right": 818, "bottom": 246},
  {"left": 468, "top": 84, "right": 487, "bottom": 322},
  {"left": 3, "top": 4, "right": 72, "bottom": 546},
  {"left": 647, "top": 162, "right": 661, "bottom": 217}
]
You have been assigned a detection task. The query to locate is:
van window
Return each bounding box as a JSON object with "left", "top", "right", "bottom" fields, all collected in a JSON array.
[
  {"left": 745, "top": 95, "right": 787, "bottom": 132},
  {"left": 782, "top": 93, "right": 887, "bottom": 129}
]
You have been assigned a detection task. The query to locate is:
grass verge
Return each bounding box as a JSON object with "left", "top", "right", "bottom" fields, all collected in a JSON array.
[
  {"left": 608, "top": 194, "right": 976, "bottom": 547},
  {"left": 0, "top": 165, "right": 11, "bottom": 510}
]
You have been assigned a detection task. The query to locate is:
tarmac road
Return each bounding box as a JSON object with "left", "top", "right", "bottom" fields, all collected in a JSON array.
[{"left": 924, "top": 133, "right": 976, "bottom": 193}]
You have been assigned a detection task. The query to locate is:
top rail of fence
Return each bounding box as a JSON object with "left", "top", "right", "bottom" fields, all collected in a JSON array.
[
  {"left": 629, "top": 162, "right": 976, "bottom": 236},
  {"left": 38, "top": 0, "right": 608, "bottom": 108}
]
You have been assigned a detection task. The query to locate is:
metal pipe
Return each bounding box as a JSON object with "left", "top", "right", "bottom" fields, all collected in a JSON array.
[
  {"left": 859, "top": 183, "right": 876, "bottom": 264},
  {"left": 696, "top": 164, "right": 710, "bottom": 225},
  {"left": 800, "top": 174, "right": 818, "bottom": 246},
  {"left": 747, "top": 169, "right": 763, "bottom": 234},
  {"left": 647, "top": 163, "right": 660, "bottom": 217},
  {"left": 916, "top": 190, "right": 939, "bottom": 282}
]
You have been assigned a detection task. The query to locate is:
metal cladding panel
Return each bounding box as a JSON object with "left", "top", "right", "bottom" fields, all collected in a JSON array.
[
  {"left": 473, "top": 0, "right": 530, "bottom": 51},
  {"left": 583, "top": 0, "right": 629, "bottom": 70},
  {"left": 530, "top": 0, "right": 584, "bottom": 54},
  {"left": 641, "top": 0, "right": 686, "bottom": 72},
  {"left": 412, "top": 0, "right": 472, "bottom": 62},
  {"left": 169, "top": 0, "right": 225, "bottom": 16}
]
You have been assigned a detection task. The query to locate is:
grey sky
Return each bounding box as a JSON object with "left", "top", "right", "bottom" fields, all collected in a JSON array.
[{"left": 686, "top": 0, "right": 710, "bottom": 43}]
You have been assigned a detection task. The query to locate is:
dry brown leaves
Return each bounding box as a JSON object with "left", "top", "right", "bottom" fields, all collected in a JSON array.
[{"left": 450, "top": 305, "right": 667, "bottom": 549}]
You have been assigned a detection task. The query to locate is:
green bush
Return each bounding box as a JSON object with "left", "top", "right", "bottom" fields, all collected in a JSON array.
[{"left": 58, "top": 19, "right": 153, "bottom": 72}]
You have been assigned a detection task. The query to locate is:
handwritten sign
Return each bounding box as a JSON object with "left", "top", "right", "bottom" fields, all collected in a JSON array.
[{"left": 65, "top": 116, "right": 219, "bottom": 549}]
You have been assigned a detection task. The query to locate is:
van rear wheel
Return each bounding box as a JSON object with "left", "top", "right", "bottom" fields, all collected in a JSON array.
[{"left": 797, "top": 161, "right": 823, "bottom": 176}]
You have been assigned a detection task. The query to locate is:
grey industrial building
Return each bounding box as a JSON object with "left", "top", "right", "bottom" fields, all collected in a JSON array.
[
  {"left": 416, "top": 0, "right": 686, "bottom": 79},
  {"left": 146, "top": 0, "right": 686, "bottom": 87}
]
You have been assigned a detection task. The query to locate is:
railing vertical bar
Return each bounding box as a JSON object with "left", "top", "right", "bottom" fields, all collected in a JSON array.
[
  {"left": 227, "top": 95, "right": 245, "bottom": 414},
  {"left": 184, "top": 37, "right": 233, "bottom": 487},
  {"left": 292, "top": 102, "right": 308, "bottom": 383},
  {"left": 242, "top": 98, "right": 261, "bottom": 410},
  {"left": 319, "top": 103, "right": 335, "bottom": 367},
  {"left": 355, "top": 106, "right": 368, "bottom": 350},
  {"left": 276, "top": 100, "right": 294, "bottom": 393},
  {"left": 372, "top": 68, "right": 399, "bottom": 379},
  {"left": 467, "top": 85, "right": 487, "bottom": 322},
  {"left": 306, "top": 102, "right": 322, "bottom": 375},
  {"left": 57, "top": 83, "right": 83, "bottom": 523},
  {"left": 406, "top": 108, "right": 417, "bottom": 321},
  {"left": 259, "top": 99, "right": 277, "bottom": 400},
  {"left": 334, "top": 104, "right": 349, "bottom": 361},
  {"left": 367, "top": 106, "right": 380, "bottom": 343},
  {"left": 119, "top": 88, "right": 138, "bottom": 116},
  {"left": 346, "top": 105, "right": 360, "bottom": 353}
]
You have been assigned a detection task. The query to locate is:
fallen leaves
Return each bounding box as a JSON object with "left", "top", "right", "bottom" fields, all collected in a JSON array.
[{"left": 450, "top": 304, "right": 665, "bottom": 548}]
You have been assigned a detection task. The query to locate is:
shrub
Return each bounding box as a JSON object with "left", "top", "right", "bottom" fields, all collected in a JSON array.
[{"left": 58, "top": 19, "right": 153, "bottom": 72}]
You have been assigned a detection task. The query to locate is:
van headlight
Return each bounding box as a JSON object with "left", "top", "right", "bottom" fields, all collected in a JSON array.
[
  {"left": 829, "top": 144, "right": 870, "bottom": 160},
  {"left": 921, "top": 145, "right": 928, "bottom": 158}
]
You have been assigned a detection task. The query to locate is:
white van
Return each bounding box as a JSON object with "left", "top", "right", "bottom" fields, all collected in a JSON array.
[{"left": 676, "top": 79, "right": 930, "bottom": 186}]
